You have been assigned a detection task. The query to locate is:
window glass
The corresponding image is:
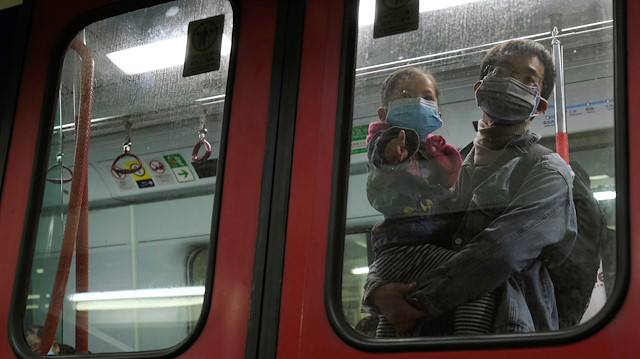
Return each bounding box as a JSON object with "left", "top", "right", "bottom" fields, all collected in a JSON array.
[
  {"left": 343, "top": 0, "right": 616, "bottom": 340},
  {"left": 23, "top": 0, "right": 233, "bottom": 354}
]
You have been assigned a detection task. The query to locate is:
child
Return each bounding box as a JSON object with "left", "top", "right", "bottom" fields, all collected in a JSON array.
[{"left": 361, "top": 67, "right": 495, "bottom": 337}]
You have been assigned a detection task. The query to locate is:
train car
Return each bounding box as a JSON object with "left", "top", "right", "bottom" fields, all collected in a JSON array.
[{"left": 0, "top": 0, "right": 634, "bottom": 357}]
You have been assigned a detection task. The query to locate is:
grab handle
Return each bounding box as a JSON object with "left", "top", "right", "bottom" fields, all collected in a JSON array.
[
  {"left": 192, "top": 132, "right": 211, "bottom": 162},
  {"left": 45, "top": 162, "right": 73, "bottom": 184}
]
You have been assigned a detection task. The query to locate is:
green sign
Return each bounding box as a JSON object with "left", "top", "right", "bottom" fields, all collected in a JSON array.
[
  {"left": 163, "top": 153, "right": 196, "bottom": 182},
  {"left": 163, "top": 153, "right": 188, "bottom": 168},
  {"left": 351, "top": 125, "right": 368, "bottom": 155}
]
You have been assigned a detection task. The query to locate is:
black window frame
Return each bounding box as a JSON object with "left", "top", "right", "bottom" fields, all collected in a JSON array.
[
  {"left": 324, "top": 0, "right": 630, "bottom": 351},
  {"left": 8, "top": 0, "right": 240, "bottom": 357}
]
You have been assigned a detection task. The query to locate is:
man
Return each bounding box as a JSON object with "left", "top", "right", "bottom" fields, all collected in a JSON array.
[
  {"left": 364, "top": 39, "right": 578, "bottom": 335},
  {"left": 24, "top": 324, "right": 76, "bottom": 355}
]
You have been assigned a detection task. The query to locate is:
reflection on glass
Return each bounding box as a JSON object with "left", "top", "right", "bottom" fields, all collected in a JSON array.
[
  {"left": 23, "top": 0, "right": 232, "bottom": 354},
  {"left": 343, "top": 0, "right": 616, "bottom": 339}
]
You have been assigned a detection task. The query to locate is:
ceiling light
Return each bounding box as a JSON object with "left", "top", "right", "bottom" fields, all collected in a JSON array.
[
  {"left": 593, "top": 191, "right": 616, "bottom": 201},
  {"left": 165, "top": 6, "right": 179, "bottom": 17},
  {"left": 69, "top": 286, "right": 205, "bottom": 311},
  {"left": 358, "top": 0, "right": 483, "bottom": 26},
  {"left": 107, "top": 35, "right": 232, "bottom": 75},
  {"left": 351, "top": 266, "right": 369, "bottom": 275},
  {"left": 107, "top": 36, "right": 188, "bottom": 75}
]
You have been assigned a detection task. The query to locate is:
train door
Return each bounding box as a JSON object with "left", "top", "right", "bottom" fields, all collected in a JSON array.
[
  {"left": 1, "top": 0, "right": 287, "bottom": 357},
  {"left": 1, "top": 0, "right": 638, "bottom": 358},
  {"left": 278, "top": 0, "right": 634, "bottom": 358}
]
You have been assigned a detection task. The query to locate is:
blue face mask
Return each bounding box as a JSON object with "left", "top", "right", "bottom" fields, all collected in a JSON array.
[
  {"left": 47, "top": 346, "right": 55, "bottom": 355},
  {"left": 386, "top": 98, "right": 442, "bottom": 141}
]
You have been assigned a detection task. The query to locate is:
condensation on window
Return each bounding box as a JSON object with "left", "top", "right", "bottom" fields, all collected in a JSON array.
[
  {"left": 23, "top": 0, "right": 232, "bottom": 354},
  {"left": 343, "top": 0, "right": 615, "bottom": 338}
]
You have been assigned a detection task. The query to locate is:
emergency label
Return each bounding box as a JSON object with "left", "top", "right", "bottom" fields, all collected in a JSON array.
[
  {"left": 351, "top": 124, "right": 368, "bottom": 155},
  {"left": 163, "top": 153, "right": 196, "bottom": 182}
]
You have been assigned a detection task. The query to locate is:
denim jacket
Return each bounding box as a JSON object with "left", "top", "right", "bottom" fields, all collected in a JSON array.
[
  {"left": 366, "top": 126, "right": 461, "bottom": 254},
  {"left": 404, "top": 131, "right": 578, "bottom": 333}
]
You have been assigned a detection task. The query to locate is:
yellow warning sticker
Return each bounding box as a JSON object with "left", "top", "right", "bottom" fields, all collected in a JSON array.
[{"left": 124, "top": 160, "right": 155, "bottom": 188}]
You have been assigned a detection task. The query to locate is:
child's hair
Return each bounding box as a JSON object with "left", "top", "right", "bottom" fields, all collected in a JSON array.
[
  {"left": 380, "top": 67, "right": 440, "bottom": 108},
  {"left": 23, "top": 324, "right": 43, "bottom": 339}
]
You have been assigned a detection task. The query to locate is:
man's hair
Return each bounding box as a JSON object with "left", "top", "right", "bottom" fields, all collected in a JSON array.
[
  {"left": 380, "top": 67, "right": 440, "bottom": 107},
  {"left": 479, "top": 39, "right": 556, "bottom": 99}
]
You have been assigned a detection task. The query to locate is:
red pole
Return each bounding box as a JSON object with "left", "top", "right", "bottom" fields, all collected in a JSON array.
[
  {"left": 556, "top": 132, "right": 569, "bottom": 164},
  {"left": 35, "top": 37, "right": 93, "bottom": 354}
]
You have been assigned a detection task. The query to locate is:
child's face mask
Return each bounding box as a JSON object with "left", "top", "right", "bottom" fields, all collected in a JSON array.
[{"left": 385, "top": 97, "right": 442, "bottom": 140}]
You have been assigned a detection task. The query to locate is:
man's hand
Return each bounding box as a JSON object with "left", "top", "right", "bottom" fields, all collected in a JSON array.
[
  {"left": 384, "top": 130, "right": 409, "bottom": 164},
  {"left": 373, "top": 282, "right": 424, "bottom": 336}
]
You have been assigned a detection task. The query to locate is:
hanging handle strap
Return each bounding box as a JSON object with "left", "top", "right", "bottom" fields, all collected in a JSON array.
[
  {"left": 192, "top": 111, "right": 211, "bottom": 162},
  {"left": 192, "top": 131, "right": 212, "bottom": 162},
  {"left": 111, "top": 147, "right": 143, "bottom": 175},
  {"left": 46, "top": 126, "right": 73, "bottom": 184},
  {"left": 45, "top": 162, "right": 74, "bottom": 184},
  {"left": 111, "top": 121, "right": 143, "bottom": 174}
]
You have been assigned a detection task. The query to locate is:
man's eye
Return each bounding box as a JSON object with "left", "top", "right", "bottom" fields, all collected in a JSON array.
[{"left": 522, "top": 75, "right": 537, "bottom": 86}]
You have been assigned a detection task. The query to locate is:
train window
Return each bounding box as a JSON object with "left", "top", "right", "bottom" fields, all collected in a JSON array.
[
  {"left": 336, "top": 0, "right": 619, "bottom": 347},
  {"left": 17, "top": 0, "right": 233, "bottom": 355}
]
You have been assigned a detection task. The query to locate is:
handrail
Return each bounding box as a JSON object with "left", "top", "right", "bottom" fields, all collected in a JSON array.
[{"left": 35, "top": 37, "right": 93, "bottom": 355}]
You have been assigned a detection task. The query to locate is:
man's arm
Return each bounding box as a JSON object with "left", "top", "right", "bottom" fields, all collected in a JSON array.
[
  {"left": 409, "top": 153, "right": 577, "bottom": 316},
  {"left": 362, "top": 261, "right": 424, "bottom": 336},
  {"left": 397, "top": 154, "right": 576, "bottom": 318}
]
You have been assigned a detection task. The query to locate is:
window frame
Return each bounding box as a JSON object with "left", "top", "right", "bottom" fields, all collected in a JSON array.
[
  {"left": 8, "top": 0, "right": 240, "bottom": 357},
  {"left": 324, "top": 0, "right": 630, "bottom": 351}
]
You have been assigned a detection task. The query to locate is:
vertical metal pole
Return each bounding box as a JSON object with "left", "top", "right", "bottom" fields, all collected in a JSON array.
[{"left": 552, "top": 26, "right": 569, "bottom": 163}]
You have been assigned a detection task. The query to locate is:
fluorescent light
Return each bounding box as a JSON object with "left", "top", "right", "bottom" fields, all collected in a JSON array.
[
  {"left": 107, "top": 36, "right": 188, "bottom": 75},
  {"left": 589, "top": 174, "right": 610, "bottom": 181},
  {"left": 351, "top": 266, "right": 369, "bottom": 275},
  {"left": 593, "top": 191, "right": 616, "bottom": 201},
  {"left": 195, "top": 94, "right": 226, "bottom": 104},
  {"left": 359, "top": 0, "right": 483, "bottom": 26},
  {"left": 69, "top": 286, "right": 205, "bottom": 311},
  {"left": 107, "top": 36, "right": 232, "bottom": 75},
  {"left": 358, "top": 0, "right": 377, "bottom": 26},
  {"left": 73, "top": 297, "right": 204, "bottom": 311}
]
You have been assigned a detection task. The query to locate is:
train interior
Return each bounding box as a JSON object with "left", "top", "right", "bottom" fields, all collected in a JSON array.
[{"left": 20, "top": 0, "right": 616, "bottom": 354}]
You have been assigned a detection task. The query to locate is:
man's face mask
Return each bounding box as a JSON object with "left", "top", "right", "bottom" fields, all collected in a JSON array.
[
  {"left": 385, "top": 97, "right": 442, "bottom": 140},
  {"left": 474, "top": 72, "right": 546, "bottom": 124}
]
